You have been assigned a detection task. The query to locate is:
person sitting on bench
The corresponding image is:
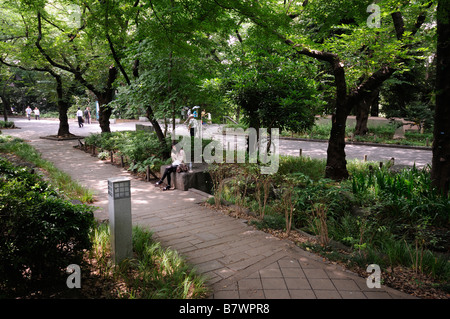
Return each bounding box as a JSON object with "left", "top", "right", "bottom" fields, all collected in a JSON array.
[{"left": 156, "top": 142, "right": 185, "bottom": 191}]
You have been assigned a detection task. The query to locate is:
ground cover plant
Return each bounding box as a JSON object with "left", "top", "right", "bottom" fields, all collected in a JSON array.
[
  {"left": 0, "top": 135, "right": 208, "bottom": 299},
  {"left": 0, "top": 121, "right": 15, "bottom": 129},
  {"left": 0, "top": 135, "right": 94, "bottom": 203},
  {"left": 87, "top": 223, "right": 208, "bottom": 299},
  {"left": 282, "top": 122, "right": 433, "bottom": 147},
  {"left": 208, "top": 156, "right": 449, "bottom": 298},
  {"left": 0, "top": 156, "right": 95, "bottom": 297}
]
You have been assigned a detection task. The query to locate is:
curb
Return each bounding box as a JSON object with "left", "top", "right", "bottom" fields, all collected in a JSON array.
[{"left": 279, "top": 136, "right": 432, "bottom": 151}]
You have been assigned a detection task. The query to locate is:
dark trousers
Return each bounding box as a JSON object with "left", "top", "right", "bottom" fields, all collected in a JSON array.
[
  {"left": 161, "top": 165, "right": 178, "bottom": 186},
  {"left": 78, "top": 116, "right": 84, "bottom": 127}
]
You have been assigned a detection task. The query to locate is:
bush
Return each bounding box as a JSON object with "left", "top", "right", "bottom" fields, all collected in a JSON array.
[
  {"left": 0, "top": 158, "right": 95, "bottom": 294},
  {"left": 277, "top": 156, "right": 326, "bottom": 181},
  {"left": 84, "top": 131, "right": 171, "bottom": 162},
  {"left": 350, "top": 165, "right": 450, "bottom": 225},
  {"left": 0, "top": 121, "right": 15, "bottom": 129}
]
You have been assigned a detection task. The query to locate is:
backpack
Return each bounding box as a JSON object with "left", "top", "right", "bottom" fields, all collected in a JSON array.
[{"left": 176, "top": 163, "right": 189, "bottom": 173}]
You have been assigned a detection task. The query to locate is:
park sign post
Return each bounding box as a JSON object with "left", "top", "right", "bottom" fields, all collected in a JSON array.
[{"left": 108, "top": 177, "right": 132, "bottom": 265}]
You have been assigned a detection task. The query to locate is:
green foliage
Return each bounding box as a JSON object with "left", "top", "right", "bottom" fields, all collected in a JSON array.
[
  {"left": 250, "top": 214, "right": 285, "bottom": 231},
  {"left": 0, "top": 135, "right": 94, "bottom": 203},
  {"left": 212, "top": 153, "right": 449, "bottom": 281},
  {"left": 85, "top": 131, "right": 171, "bottom": 163},
  {"left": 0, "top": 158, "right": 95, "bottom": 294},
  {"left": 223, "top": 45, "right": 324, "bottom": 132},
  {"left": 277, "top": 156, "right": 326, "bottom": 181},
  {"left": 90, "top": 224, "right": 208, "bottom": 299},
  {"left": 0, "top": 121, "right": 15, "bottom": 128},
  {"left": 350, "top": 165, "right": 450, "bottom": 224},
  {"left": 128, "top": 156, "right": 164, "bottom": 174}
]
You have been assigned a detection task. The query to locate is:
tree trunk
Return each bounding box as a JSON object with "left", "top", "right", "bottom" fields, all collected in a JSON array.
[
  {"left": 96, "top": 67, "right": 118, "bottom": 133},
  {"left": 325, "top": 100, "right": 351, "bottom": 180},
  {"left": 354, "top": 88, "right": 379, "bottom": 136},
  {"left": 1, "top": 94, "right": 9, "bottom": 122},
  {"left": 57, "top": 109, "right": 70, "bottom": 136},
  {"left": 354, "top": 102, "right": 370, "bottom": 136},
  {"left": 98, "top": 97, "right": 113, "bottom": 133},
  {"left": 431, "top": 0, "right": 450, "bottom": 195},
  {"left": 53, "top": 73, "right": 72, "bottom": 137},
  {"left": 146, "top": 104, "right": 169, "bottom": 158},
  {"left": 370, "top": 91, "right": 380, "bottom": 117}
]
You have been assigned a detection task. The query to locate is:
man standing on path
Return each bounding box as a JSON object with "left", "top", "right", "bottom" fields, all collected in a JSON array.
[
  {"left": 76, "top": 107, "right": 84, "bottom": 127},
  {"left": 184, "top": 114, "right": 197, "bottom": 137},
  {"left": 25, "top": 106, "right": 32, "bottom": 120},
  {"left": 84, "top": 107, "right": 91, "bottom": 124},
  {"left": 33, "top": 107, "right": 40, "bottom": 120}
]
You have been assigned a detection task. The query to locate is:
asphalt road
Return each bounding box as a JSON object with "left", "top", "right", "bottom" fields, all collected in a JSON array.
[{"left": 5, "top": 117, "right": 432, "bottom": 168}]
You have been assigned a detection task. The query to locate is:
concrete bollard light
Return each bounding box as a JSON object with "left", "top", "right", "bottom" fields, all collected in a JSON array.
[{"left": 108, "top": 177, "right": 132, "bottom": 265}]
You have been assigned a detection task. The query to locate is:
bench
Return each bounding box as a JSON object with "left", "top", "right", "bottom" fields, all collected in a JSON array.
[{"left": 160, "top": 163, "right": 213, "bottom": 193}]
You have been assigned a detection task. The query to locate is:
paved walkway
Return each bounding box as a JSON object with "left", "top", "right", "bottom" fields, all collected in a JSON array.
[{"left": 4, "top": 119, "right": 417, "bottom": 299}]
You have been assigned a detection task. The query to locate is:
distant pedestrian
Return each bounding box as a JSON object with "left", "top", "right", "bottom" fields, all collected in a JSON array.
[
  {"left": 33, "top": 107, "right": 40, "bottom": 120},
  {"left": 76, "top": 107, "right": 84, "bottom": 127},
  {"left": 84, "top": 107, "right": 91, "bottom": 124},
  {"left": 201, "top": 109, "right": 206, "bottom": 124},
  {"left": 25, "top": 106, "right": 32, "bottom": 120},
  {"left": 184, "top": 114, "right": 197, "bottom": 137}
]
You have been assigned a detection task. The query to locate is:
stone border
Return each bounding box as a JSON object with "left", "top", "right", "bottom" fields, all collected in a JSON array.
[
  {"left": 279, "top": 136, "right": 432, "bottom": 151},
  {"left": 40, "top": 135, "right": 85, "bottom": 141}
]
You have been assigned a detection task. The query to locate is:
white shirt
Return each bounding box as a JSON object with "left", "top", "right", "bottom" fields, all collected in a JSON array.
[
  {"left": 34, "top": 109, "right": 40, "bottom": 115},
  {"left": 26, "top": 107, "right": 32, "bottom": 114},
  {"left": 188, "top": 118, "right": 197, "bottom": 128},
  {"left": 171, "top": 149, "right": 185, "bottom": 166},
  {"left": 76, "top": 110, "right": 83, "bottom": 117}
]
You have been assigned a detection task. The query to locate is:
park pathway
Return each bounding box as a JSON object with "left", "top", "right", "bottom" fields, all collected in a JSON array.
[{"left": 4, "top": 119, "right": 417, "bottom": 299}]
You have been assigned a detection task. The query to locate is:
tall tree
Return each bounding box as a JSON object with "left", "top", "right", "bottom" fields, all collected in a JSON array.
[
  {"left": 0, "top": 1, "right": 75, "bottom": 136},
  {"left": 2, "top": 0, "right": 122, "bottom": 133},
  {"left": 222, "top": 27, "right": 324, "bottom": 136},
  {"left": 33, "top": 7, "right": 118, "bottom": 133},
  {"left": 215, "top": 0, "right": 433, "bottom": 180},
  {"left": 432, "top": 0, "right": 450, "bottom": 195},
  {"left": 112, "top": 0, "right": 234, "bottom": 145}
]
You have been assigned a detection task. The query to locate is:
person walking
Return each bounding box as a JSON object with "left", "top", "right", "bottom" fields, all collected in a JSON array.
[
  {"left": 84, "top": 107, "right": 91, "bottom": 124},
  {"left": 201, "top": 109, "right": 206, "bottom": 124},
  {"left": 184, "top": 114, "right": 197, "bottom": 137},
  {"left": 33, "top": 107, "right": 40, "bottom": 120},
  {"left": 155, "top": 143, "right": 185, "bottom": 191},
  {"left": 25, "top": 106, "right": 32, "bottom": 120},
  {"left": 76, "top": 107, "right": 84, "bottom": 127}
]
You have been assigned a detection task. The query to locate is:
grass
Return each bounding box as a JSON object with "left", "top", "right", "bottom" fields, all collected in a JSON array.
[
  {"left": 282, "top": 122, "right": 433, "bottom": 147},
  {"left": 0, "top": 120, "right": 16, "bottom": 128},
  {"left": 212, "top": 155, "right": 449, "bottom": 295},
  {"left": 0, "top": 135, "right": 94, "bottom": 203},
  {"left": 89, "top": 223, "right": 209, "bottom": 299},
  {"left": 0, "top": 133, "right": 209, "bottom": 299}
]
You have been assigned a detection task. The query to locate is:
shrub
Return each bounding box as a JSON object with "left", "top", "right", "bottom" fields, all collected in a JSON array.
[
  {"left": 0, "top": 158, "right": 95, "bottom": 293},
  {"left": 277, "top": 156, "right": 326, "bottom": 181},
  {"left": 0, "top": 121, "right": 15, "bottom": 129},
  {"left": 350, "top": 165, "right": 450, "bottom": 225}
]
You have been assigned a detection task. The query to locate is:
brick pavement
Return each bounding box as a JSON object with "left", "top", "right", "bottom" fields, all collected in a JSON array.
[{"left": 5, "top": 129, "right": 416, "bottom": 300}]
